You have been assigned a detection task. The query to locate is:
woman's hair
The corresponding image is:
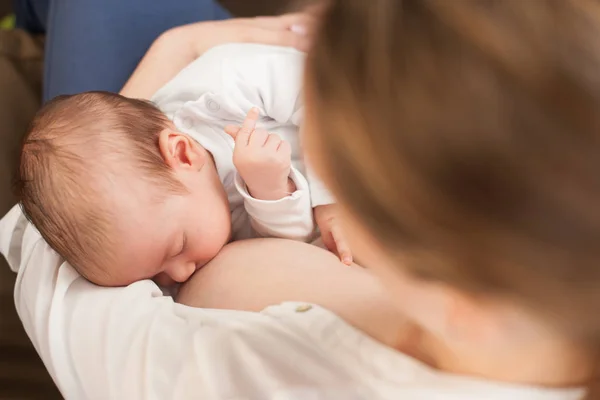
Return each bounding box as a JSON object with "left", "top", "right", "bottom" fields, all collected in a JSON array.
[{"left": 307, "top": 0, "right": 600, "bottom": 392}]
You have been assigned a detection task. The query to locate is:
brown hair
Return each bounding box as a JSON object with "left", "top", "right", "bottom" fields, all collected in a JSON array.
[
  {"left": 307, "top": 0, "right": 600, "bottom": 394},
  {"left": 14, "top": 91, "right": 185, "bottom": 284}
]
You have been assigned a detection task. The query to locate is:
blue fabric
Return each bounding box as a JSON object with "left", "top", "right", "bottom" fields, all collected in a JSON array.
[{"left": 15, "top": 0, "right": 231, "bottom": 101}]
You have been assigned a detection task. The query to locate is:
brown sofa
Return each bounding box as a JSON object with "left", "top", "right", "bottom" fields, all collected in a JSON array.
[
  {"left": 0, "top": 1, "right": 294, "bottom": 398},
  {"left": 0, "top": 29, "right": 58, "bottom": 399}
]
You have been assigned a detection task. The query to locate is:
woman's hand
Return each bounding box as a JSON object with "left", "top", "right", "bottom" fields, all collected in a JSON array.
[
  {"left": 121, "top": 13, "right": 314, "bottom": 99},
  {"left": 314, "top": 204, "right": 353, "bottom": 266},
  {"left": 176, "top": 12, "right": 315, "bottom": 57}
]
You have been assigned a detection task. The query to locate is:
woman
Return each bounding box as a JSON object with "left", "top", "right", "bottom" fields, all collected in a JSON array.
[{"left": 3, "top": 0, "right": 597, "bottom": 399}]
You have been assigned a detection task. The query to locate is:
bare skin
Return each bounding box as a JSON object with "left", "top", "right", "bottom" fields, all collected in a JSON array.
[
  {"left": 177, "top": 238, "right": 420, "bottom": 355},
  {"left": 177, "top": 237, "right": 592, "bottom": 387}
]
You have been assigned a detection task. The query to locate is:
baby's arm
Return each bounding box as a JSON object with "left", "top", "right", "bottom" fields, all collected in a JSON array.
[
  {"left": 153, "top": 43, "right": 334, "bottom": 204},
  {"left": 214, "top": 47, "right": 350, "bottom": 256},
  {"left": 227, "top": 109, "right": 314, "bottom": 242},
  {"left": 217, "top": 45, "right": 336, "bottom": 209}
]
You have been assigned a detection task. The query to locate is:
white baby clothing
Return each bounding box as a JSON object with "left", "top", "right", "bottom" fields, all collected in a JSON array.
[
  {"left": 0, "top": 205, "right": 586, "bottom": 399},
  {"left": 151, "top": 43, "right": 333, "bottom": 242}
]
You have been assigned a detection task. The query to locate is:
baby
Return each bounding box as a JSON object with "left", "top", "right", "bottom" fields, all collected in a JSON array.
[{"left": 16, "top": 43, "right": 342, "bottom": 287}]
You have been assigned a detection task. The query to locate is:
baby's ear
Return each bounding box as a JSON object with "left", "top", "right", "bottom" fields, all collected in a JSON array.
[{"left": 158, "top": 129, "right": 207, "bottom": 171}]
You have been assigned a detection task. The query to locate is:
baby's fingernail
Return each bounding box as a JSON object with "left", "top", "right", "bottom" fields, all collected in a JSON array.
[
  {"left": 291, "top": 24, "right": 308, "bottom": 36},
  {"left": 343, "top": 256, "right": 352, "bottom": 265}
]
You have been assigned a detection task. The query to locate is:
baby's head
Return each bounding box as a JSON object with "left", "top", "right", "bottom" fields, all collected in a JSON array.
[{"left": 15, "top": 91, "right": 232, "bottom": 286}]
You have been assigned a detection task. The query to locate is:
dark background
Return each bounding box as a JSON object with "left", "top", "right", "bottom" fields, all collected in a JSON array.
[
  {"left": 0, "top": 1, "right": 10, "bottom": 19},
  {"left": 0, "top": 1, "right": 295, "bottom": 398},
  {"left": 0, "top": 0, "right": 296, "bottom": 20}
]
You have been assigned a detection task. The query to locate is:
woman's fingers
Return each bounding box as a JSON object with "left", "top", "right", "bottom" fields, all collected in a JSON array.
[
  {"left": 250, "top": 13, "right": 314, "bottom": 31},
  {"left": 185, "top": 12, "right": 316, "bottom": 59},
  {"left": 232, "top": 12, "right": 315, "bottom": 51},
  {"left": 331, "top": 225, "right": 353, "bottom": 266},
  {"left": 252, "top": 11, "right": 316, "bottom": 28},
  {"left": 237, "top": 26, "right": 310, "bottom": 52},
  {"left": 321, "top": 229, "right": 337, "bottom": 254},
  {"left": 204, "top": 13, "right": 314, "bottom": 52},
  {"left": 304, "top": 2, "right": 328, "bottom": 18}
]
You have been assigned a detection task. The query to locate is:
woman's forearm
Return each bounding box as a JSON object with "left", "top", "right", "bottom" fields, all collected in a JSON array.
[
  {"left": 120, "top": 27, "right": 198, "bottom": 100},
  {"left": 120, "top": 14, "right": 312, "bottom": 100}
]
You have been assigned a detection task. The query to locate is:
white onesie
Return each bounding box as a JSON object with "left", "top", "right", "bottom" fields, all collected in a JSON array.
[{"left": 151, "top": 43, "right": 334, "bottom": 242}]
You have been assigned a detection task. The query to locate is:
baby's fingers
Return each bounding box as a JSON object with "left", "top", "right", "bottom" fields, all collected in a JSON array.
[
  {"left": 224, "top": 125, "right": 241, "bottom": 136},
  {"left": 265, "top": 133, "right": 283, "bottom": 150},
  {"left": 248, "top": 129, "right": 270, "bottom": 147},
  {"left": 277, "top": 140, "right": 292, "bottom": 158},
  {"left": 226, "top": 108, "right": 260, "bottom": 145}
]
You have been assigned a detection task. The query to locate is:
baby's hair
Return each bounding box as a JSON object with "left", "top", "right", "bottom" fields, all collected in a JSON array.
[
  {"left": 14, "top": 91, "right": 186, "bottom": 284},
  {"left": 308, "top": 0, "right": 600, "bottom": 394}
]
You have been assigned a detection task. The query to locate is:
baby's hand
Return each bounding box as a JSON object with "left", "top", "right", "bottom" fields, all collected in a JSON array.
[
  {"left": 314, "top": 204, "right": 353, "bottom": 265},
  {"left": 225, "top": 108, "right": 294, "bottom": 200}
]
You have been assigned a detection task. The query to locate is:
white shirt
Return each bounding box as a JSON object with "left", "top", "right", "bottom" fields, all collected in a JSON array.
[
  {"left": 151, "top": 43, "right": 334, "bottom": 242},
  {"left": 0, "top": 206, "right": 585, "bottom": 399}
]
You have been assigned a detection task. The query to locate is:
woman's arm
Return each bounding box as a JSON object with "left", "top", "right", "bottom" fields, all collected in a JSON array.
[
  {"left": 178, "top": 239, "right": 410, "bottom": 349},
  {"left": 119, "top": 28, "right": 200, "bottom": 100},
  {"left": 120, "top": 14, "right": 312, "bottom": 99}
]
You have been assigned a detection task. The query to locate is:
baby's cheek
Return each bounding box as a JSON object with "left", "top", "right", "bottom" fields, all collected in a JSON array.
[{"left": 201, "top": 233, "right": 229, "bottom": 260}]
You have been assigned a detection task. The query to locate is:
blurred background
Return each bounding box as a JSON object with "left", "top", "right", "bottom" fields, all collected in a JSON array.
[{"left": 0, "top": 1, "right": 294, "bottom": 398}]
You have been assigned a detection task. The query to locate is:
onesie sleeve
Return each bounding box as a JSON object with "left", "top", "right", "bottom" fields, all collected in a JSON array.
[{"left": 234, "top": 167, "right": 315, "bottom": 242}]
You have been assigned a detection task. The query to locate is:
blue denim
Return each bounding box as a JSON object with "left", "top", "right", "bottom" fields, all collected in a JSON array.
[{"left": 15, "top": 0, "right": 231, "bottom": 101}]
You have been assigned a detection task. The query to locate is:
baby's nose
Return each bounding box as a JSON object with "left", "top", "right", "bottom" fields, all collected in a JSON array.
[{"left": 167, "top": 262, "right": 197, "bottom": 283}]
